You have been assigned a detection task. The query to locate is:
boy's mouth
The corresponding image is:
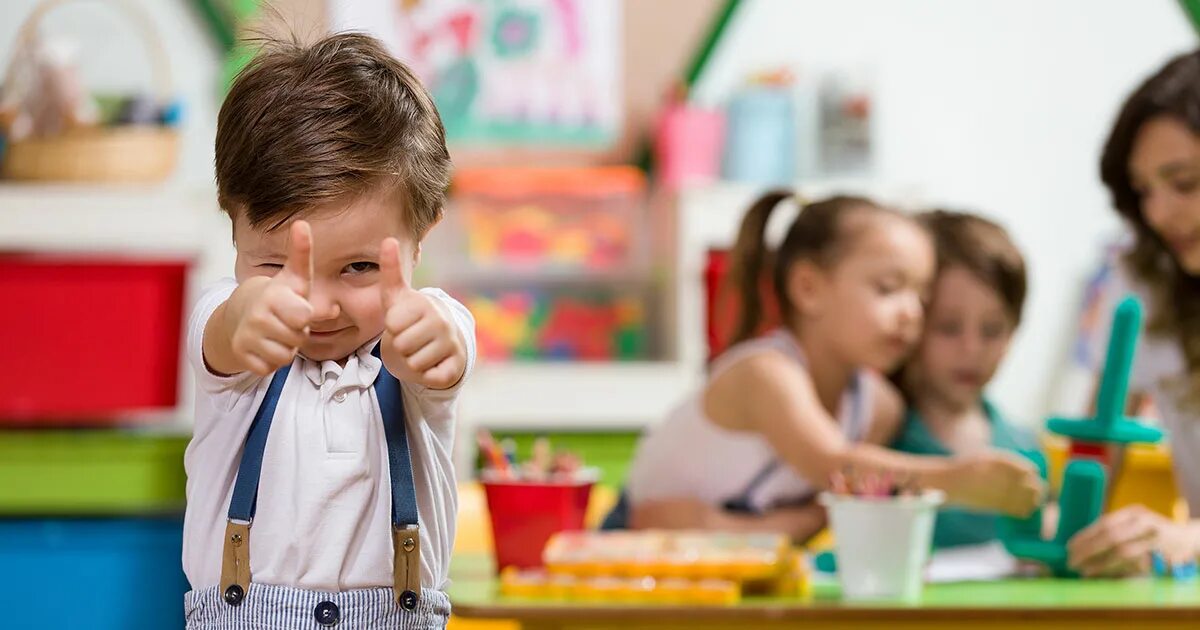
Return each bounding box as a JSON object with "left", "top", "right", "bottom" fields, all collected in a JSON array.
[
  {"left": 951, "top": 370, "right": 983, "bottom": 387},
  {"left": 310, "top": 328, "right": 346, "bottom": 338}
]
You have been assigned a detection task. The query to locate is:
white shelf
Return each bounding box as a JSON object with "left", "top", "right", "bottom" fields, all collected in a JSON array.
[
  {"left": 0, "top": 183, "right": 222, "bottom": 254},
  {"left": 457, "top": 361, "right": 700, "bottom": 430}
]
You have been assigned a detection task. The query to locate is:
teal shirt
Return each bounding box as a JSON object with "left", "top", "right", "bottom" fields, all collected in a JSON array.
[{"left": 890, "top": 399, "right": 1039, "bottom": 548}]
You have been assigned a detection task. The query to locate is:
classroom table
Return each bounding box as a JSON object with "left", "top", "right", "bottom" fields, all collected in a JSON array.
[{"left": 447, "top": 554, "right": 1200, "bottom": 630}]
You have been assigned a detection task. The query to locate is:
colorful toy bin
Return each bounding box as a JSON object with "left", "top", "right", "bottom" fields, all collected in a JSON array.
[{"left": 449, "top": 167, "right": 647, "bottom": 273}]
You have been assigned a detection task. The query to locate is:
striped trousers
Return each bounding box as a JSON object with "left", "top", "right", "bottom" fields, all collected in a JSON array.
[{"left": 184, "top": 584, "right": 450, "bottom": 629}]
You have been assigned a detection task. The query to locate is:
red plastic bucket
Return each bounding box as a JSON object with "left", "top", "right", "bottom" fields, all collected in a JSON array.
[{"left": 482, "top": 477, "right": 593, "bottom": 573}]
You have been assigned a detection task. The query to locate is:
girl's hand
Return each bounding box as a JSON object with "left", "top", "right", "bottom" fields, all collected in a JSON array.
[
  {"left": 939, "top": 450, "right": 1044, "bottom": 517},
  {"left": 1067, "top": 505, "right": 1198, "bottom": 578}
]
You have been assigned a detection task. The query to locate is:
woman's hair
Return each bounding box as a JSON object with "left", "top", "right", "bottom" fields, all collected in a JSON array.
[
  {"left": 725, "top": 190, "right": 902, "bottom": 345},
  {"left": 919, "top": 210, "right": 1027, "bottom": 325},
  {"left": 1099, "top": 49, "right": 1200, "bottom": 405}
]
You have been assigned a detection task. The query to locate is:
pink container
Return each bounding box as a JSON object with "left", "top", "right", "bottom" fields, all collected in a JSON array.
[{"left": 654, "top": 103, "right": 724, "bottom": 190}]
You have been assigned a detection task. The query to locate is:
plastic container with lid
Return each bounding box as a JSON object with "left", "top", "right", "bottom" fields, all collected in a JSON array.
[{"left": 448, "top": 167, "right": 647, "bottom": 274}]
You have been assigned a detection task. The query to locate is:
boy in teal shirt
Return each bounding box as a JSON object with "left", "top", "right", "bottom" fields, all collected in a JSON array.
[{"left": 891, "top": 211, "right": 1043, "bottom": 548}]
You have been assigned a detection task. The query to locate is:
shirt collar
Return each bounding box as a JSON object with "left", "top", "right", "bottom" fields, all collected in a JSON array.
[{"left": 299, "top": 336, "right": 384, "bottom": 389}]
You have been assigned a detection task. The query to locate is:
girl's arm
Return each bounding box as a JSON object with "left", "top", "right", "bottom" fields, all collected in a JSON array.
[
  {"left": 705, "top": 351, "right": 1042, "bottom": 517},
  {"left": 860, "top": 374, "right": 907, "bottom": 446},
  {"left": 629, "top": 499, "right": 826, "bottom": 545}
]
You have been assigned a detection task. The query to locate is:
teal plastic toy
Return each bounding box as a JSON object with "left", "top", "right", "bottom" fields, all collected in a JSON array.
[
  {"left": 1046, "top": 297, "right": 1164, "bottom": 446},
  {"left": 1001, "top": 296, "right": 1164, "bottom": 576}
]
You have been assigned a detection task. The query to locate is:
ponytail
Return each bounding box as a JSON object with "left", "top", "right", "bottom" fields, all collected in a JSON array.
[
  {"left": 727, "top": 190, "right": 795, "bottom": 345},
  {"left": 723, "top": 191, "right": 890, "bottom": 348}
]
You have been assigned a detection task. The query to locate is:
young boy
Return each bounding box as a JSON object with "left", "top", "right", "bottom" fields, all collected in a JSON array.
[
  {"left": 890, "top": 210, "right": 1041, "bottom": 548},
  {"left": 181, "top": 33, "right": 474, "bottom": 629}
]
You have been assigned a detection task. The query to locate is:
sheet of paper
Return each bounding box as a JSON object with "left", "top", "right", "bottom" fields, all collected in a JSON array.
[{"left": 924, "top": 541, "right": 1022, "bottom": 583}]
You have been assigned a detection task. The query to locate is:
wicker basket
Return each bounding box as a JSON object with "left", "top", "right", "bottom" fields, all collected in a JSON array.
[{"left": 0, "top": 0, "right": 178, "bottom": 183}]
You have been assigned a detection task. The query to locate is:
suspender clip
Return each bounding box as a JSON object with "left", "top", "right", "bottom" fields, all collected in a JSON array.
[
  {"left": 393, "top": 524, "right": 421, "bottom": 610},
  {"left": 220, "top": 520, "right": 252, "bottom": 606}
]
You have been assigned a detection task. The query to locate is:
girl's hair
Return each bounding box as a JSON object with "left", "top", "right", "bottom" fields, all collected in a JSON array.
[
  {"left": 1099, "top": 49, "right": 1200, "bottom": 406},
  {"left": 725, "top": 190, "right": 898, "bottom": 345},
  {"left": 919, "top": 210, "right": 1027, "bottom": 325}
]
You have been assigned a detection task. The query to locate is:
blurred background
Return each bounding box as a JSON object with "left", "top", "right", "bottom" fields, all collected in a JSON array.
[{"left": 0, "top": 0, "right": 1197, "bottom": 627}]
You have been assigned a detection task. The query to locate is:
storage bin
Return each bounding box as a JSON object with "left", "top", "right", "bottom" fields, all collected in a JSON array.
[
  {"left": 0, "top": 254, "right": 189, "bottom": 422},
  {"left": 0, "top": 516, "right": 188, "bottom": 629},
  {"left": 0, "top": 430, "right": 188, "bottom": 515},
  {"left": 450, "top": 167, "right": 646, "bottom": 273},
  {"left": 460, "top": 287, "right": 649, "bottom": 361},
  {"left": 704, "top": 248, "right": 781, "bottom": 360}
]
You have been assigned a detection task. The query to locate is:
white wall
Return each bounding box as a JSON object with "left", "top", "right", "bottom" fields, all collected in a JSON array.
[
  {"left": 693, "top": 0, "right": 1196, "bottom": 423},
  {"left": 2, "top": 0, "right": 1197, "bottom": 427}
]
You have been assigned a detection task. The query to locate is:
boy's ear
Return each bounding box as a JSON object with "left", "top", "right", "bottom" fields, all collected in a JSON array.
[{"left": 785, "top": 260, "right": 829, "bottom": 319}]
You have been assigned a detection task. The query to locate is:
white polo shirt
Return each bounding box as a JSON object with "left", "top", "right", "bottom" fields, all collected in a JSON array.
[{"left": 181, "top": 278, "right": 475, "bottom": 593}]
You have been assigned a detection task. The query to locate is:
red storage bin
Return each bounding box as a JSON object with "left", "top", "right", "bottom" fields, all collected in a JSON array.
[
  {"left": 705, "top": 248, "right": 781, "bottom": 361},
  {"left": 0, "top": 254, "right": 189, "bottom": 423}
]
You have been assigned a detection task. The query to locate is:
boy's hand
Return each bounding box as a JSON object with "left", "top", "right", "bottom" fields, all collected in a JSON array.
[
  {"left": 226, "top": 220, "right": 315, "bottom": 375},
  {"left": 379, "top": 237, "right": 467, "bottom": 389}
]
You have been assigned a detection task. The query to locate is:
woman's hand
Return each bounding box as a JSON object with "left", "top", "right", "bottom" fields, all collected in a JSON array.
[{"left": 1067, "top": 505, "right": 1198, "bottom": 577}]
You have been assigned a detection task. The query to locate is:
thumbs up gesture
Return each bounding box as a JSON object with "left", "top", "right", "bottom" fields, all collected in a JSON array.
[
  {"left": 226, "top": 220, "right": 316, "bottom": 376},
  {"left": 379, "top": 237, "right": 467, "bottom": 389}
]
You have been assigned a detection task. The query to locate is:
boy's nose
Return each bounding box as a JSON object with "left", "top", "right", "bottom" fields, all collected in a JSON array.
[
  {"left": 958, "top": 333, "right": 984, "bottom": 358},
  {"left": 309, "top": 285, "right": 341, "bottom": 322}
]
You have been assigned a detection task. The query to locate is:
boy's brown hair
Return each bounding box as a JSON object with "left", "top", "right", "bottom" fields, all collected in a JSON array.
[
  {"left": 919, "top": 210, "right": 1027, "bottom": 325},
  {"left": 215, "top": 32, "right": 451, "bottom": 239}
]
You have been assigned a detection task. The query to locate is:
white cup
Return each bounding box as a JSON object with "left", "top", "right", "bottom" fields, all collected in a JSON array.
[{"left": 818, "top": 490, "right": 944, "bottom": 601}]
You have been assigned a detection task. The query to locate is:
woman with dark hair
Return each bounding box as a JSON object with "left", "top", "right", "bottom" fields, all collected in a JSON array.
[{"left": 1067, "top": 50, "right": 1200, "bottom": 577}]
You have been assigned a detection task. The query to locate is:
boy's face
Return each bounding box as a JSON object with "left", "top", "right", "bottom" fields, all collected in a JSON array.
[
  {"left": 233, "top": 191, "right": 419, "bottom": 362},
  {"left": 912, "top": 265, "right": 1015, "bottom": 408}
]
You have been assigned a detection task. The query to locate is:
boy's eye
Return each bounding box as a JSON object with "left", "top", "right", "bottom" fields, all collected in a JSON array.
[
  {"left": 981, "top": 322, "right": 1008, "bottom": 340},
  {"left": 934, "top": 321, "right": 962, "bottom": 336},
  {"left": 345, "top": 261, "right": 378, "bottom": 274},
  {"left": 1171, "top": 178, "right": 1199, "bottom": 195},
  {"left": 257, "top": 263, "right": 283, "bottom": 271}
]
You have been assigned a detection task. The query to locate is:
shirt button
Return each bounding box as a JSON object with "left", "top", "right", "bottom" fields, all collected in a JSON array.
[
  {"left": 314, "top": 601, "right": 340, "bottom": 626},
  {"left": 333, "top": 390, "right": 347, "bottom": 403}
]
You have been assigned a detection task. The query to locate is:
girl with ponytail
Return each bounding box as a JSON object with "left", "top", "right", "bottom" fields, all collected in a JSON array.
[{"left": 618, "top": 191, "right": 1044, "bottom": 540}]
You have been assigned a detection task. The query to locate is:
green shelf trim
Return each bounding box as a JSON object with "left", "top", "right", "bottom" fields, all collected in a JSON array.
[
  {"left": 0, "top": 431, "right": 189, "bottom": 516},
  {"left": 482, "top": 430, "right": 640, "bottom": 489}
]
